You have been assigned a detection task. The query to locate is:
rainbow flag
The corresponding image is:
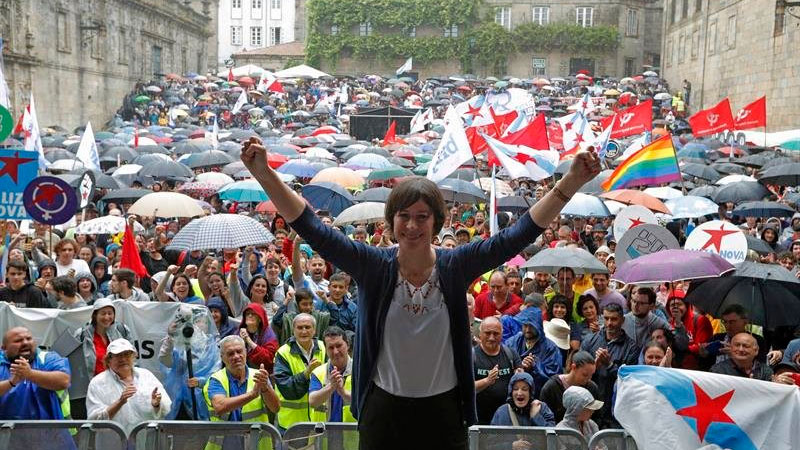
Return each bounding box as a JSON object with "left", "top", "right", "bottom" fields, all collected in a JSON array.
[{"left": 601, "top": 133, "right": 681, "bottom": 191}]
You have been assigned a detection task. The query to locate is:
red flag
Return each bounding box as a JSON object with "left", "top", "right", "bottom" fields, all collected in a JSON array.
[
  {"left": 547, "top": 120, "right": 564, "bottom": 151},
  {"left": 134, "top": 125, "right": 139, "bottom": 148},
  {"left": 227, "top": 68, "right": 234, "bottom": 82},
  {"left": 465, "top": 124, "right": 498, "bottom": 154},
  {"left": 500, "top": 114, "right": 550, "bottom": 150},
  {"left": 688, "top": 98, "right": 735, "bottom": 137},
  {"left": 733, "top": 96, "right": 766, "bottom": 130},
  {"left": 489, "top": 108, "right": 518, "bottom": 137},
  {"left": 382, "top": 120, "right": 405, "bottom": 146},
  {"left": 119, "top": 224, "right": 148, "bottom": 278},
  {"left": 600, "top": 99, "right": 653, "bottom": 139},
  {"left": 12, "top": 109, "right": 26, "bottom": 135},
  {"left": 267, "top": 79, "right": 284, "bottom": 93}
]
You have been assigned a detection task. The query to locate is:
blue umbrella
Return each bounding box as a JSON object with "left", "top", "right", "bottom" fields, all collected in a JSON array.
[
  {"left": 437, "top": 179, "right": 486, "bottom": 204},
  {"left": 664, "top": 195, "right": 719, "bottom": 219},
  {"left": 277, "top": 159, "right": 323, "bottom": 178},
  {"left": 302, "top": 182, "right": 355, "bottom": 216},
  {"left": 561, "top": 193, "right": 612, "bottom": 217},
  {"left": 343, "top": 153, "right": 394, "bottom": 170},
  {"left": 218, "top": 180, "right": 270, "bottom": 202}
]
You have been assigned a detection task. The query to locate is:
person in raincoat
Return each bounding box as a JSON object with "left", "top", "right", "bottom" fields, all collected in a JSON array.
[
  {"left": 556, "top": 386, "right": 603, "bottom": 443},
  {"left": 158, "top": 304, "right": 221, "bottom": 421},
  {"left": 505, "top": 306, "right": 563, "bottom": 397},
  {"left": 207, "top": 297, "right": 238, "bottom": 339},
  {"left": 490, "top": 372, "right": 555, "bottom": 426}
]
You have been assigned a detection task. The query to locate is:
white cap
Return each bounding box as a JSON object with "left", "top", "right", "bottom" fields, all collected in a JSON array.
[
  {"left": 106, "top": 338, "right": 136, "bottom": 356},
  {"left": 543, "top": 318, "right": 571, "bottom": 350}
]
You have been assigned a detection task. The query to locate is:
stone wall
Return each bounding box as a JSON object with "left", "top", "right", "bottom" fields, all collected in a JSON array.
[
  {"left": 1, "top": 0, "right": 214, "bottom": 130},
  {"left": 661, "top": 0, "right": 800, "bottom": 131}
]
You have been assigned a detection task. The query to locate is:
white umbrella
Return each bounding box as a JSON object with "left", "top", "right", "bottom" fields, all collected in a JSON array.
[
  {"left": 305, "top": 147, "right": 335, "bottom": 160},
  {"left": 643, "top": 186, "right": 684, "bottom": 200},
  {"left": 472, "top": 177, "right": 513, "bottom": 197},
  {"left": 167, "top": 214, "right": 274, "bottom": 250},
  {"left": 333, "top": 202, "right": 386, "bottom": 226},
  {"left": 128, "top": 192, "right": 205, "bottom": 218},
  {"left": 716, "top": 174, "right": 757, "bottom": 185},
  {"left": 75, "top": 216, "right": 145, "bottom": 235},
  {"left": 195, "top": 172, "right": 235, "bottom": 185},
  {"left": 642, "top": 70, "right": 658, "bottom": 77},
  {"left": 112, "top": 164, "right": 144, "bottom": 176},
  {"left": 654, "top": 92, "right": 672, "bottom": 101},
  {"left": 50, "top": 159, "right": 83, "bottom": 172},
  {"left": 128, "top": 136, "right": 157, "bottom": 146}
]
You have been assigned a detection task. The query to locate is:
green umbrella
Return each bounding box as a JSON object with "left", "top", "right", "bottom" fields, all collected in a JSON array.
[
  {"left": 134, "top": 95, "right": 151, "bottom": 103},
  {"left": 780, "top": 138, "right": 800, "bottom": 151},
  {"left": 367, "top": 166, "right": 414, "bottom": 182},
  {"left": 95, "top": 131, "right": 115, "bottom": 140},
  {"left": 413, "top": 162, "right": 430, "bottom": 175},
  {"left": 414, "top": 154, "right": 433, "bottom": 164},
  {"left": 494, "top": 81, "right": 509, "bottom": 89}
]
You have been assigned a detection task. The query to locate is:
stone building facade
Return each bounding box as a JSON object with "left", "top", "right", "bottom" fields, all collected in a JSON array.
[
  {"left": 0, "top": 0, "right": 217, "bottom": 130},
  {"left": 661, "top": 0, "right": 800, "bottom": 130}
]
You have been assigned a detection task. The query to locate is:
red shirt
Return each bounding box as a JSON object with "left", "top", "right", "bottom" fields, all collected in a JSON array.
[
  {"left": 93, "top": 331, "right": 108, "bottom": 375},
  {"left": 473, "top": 292, "right": 523, "bottom": 319}
]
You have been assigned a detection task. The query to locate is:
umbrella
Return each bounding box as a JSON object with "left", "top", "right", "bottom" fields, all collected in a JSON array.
[
  {"left": 343, "top": 153, "right": 393, "bottom": 170},
  {"left": 612, "top": 249, "right": 734, "bottom": 284},
  {"left": 642, "top": 186, "right": 684, "bottom": 200},
  {"left": 710, "top": 162, "right": 747, "bottom": 175},
  {"left": 277, "top": 159, "right": 324, "bottom": 178},
  {"left": 437, "top": 179, "right": 487, "bottom": 204},
  {"left": 664, "top": 196, "right": 719, "bottom": 219},
  {"left": 779, "top": 138, "right": 800, "bottom": 151},
  {"left": 759, "top": 163, "right": 800, "bottom": 186},
  {"left": 599, "top": 190, "right": 670, "bottom": 214},
  {"left": 688, "top": 185, "right": 719, "bottom": 199},
  {"left": 445, "top": 168, "right": 478, "bottom": 181},
  {"left": 761, "top": 156, "right": 796, "bottom": 171},
  {"left": 735, "top": 153, "right": 773, "bottom": 168},
  {"left": 184, "top": 150, "right": 234, "bottom": 169},
  {"left": 713, "top": 182, "right": 770, "bottom": 204},
  {"left": 355, "top": 187, "right": 392, "bottom": 203},
  {"left": 561, "top": 193, "right": 612, "bottom": 217},
  {"left": 128, "top": 192, "right": 205, "bottom": 218},
  {"left": 578, "top": 170, "right": 614, "bottom": 194},
  {"left": 367, "top": 166, "right": 414, "bottom": 182},
  {"left": 139, "top": 160, "right": 194, "bottom": 180},
  {"left": 101, "top": 146, "right": 137, "bottom": 163},
  {"left": 680, "top": 163, "right": 721, "bottom": 182},
  {"left": 473, "top": 178, "right": 513, "bottom": 196},
  {"left": 716, "top": 146, "right": 748, "bottom": 157},
  {"left": 44, "top": 148, "right": 76, "bottom": 162},
  {"left": 521, "top": 247, "right": 609, "bottom": 275},
  {"left": 194, "top": 172, "right": 235, "bottom": 185},
  {"left": 218, "top": 180, "right": 270, "bottom": 202},
  {"left": 75, "top": 216, "right": 146, "bottom": 235},
  {"left": 310, "top": 167, "right": 365, "bottom": 189},
  {"left": 746, "top": 235, "right": 773, "bottom": 255},
  {"left": 100, "top": 187, "right": 153, "bottom": 203},
  {"left": 716, "top": 174, "right": 756, "bottom": 185},
  {"left": 497, "top": 196, "right": 533, "bottom": 213},
  {"left": 167, "top": 214, "right": 274, "bottom": 251},
  {"left": 731, "top": 201, "right": 795, "bottom": 218},
  {"left": 134, "top": 95, "right": 151, "bottom": 103},
  {"left": 301, "top": 182, "right": 355, "bottom": 216},
  {"left": 94, "top": 173, "right": 122, "bottom": 189},
  {"left": 174, "top": 139, "right": 213, "bottom": 155},
  {"left": 255, "top": 201, "right": 278, "bottom": 214},
  {"left": 178, "top": 181, "right": 227, "bottom": 198},
  {"left": 654, "top": 92, "right": 672, "bottom": 100},
  {"left": 685, "top": 264, "right": 800, "bottom": 327},
  {"left": 332, "top": 202, "right": 386, "bottom": 226}
]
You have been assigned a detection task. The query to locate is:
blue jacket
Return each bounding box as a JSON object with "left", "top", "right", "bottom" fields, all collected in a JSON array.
[
  {"left": 505, "top": 312, "right": 563, "bottom": 396},
  {"left": 490, "top": 372, "right": 555, "bottom": 427},
  {"left": 290, "top": 205, "right": 543, "bottom": 425}
]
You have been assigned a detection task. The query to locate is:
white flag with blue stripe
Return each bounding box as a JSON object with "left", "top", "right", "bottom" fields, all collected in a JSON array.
[{"left": 482, "top": 133, "right": 559, "bottom": 181}]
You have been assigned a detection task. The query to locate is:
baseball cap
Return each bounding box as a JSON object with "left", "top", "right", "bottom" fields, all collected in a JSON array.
[{"left": 106, "top": 338, "right": 137, "bottom": 356}]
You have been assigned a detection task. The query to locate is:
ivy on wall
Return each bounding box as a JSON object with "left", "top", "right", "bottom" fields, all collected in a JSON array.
[{"left": 305, "top": 0, "right": 620, "bottom": 72}]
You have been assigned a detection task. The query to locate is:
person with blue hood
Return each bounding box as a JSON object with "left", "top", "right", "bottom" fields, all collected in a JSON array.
[
  {"left": 207, "top": 297, "right": 238, "bottom": 339},
  {"left": 506, "top": 306, "right": 563, "bottom": 397},
  {"left": 90, "top": 256, "right": 111, "bottom": 297},
  {"left": 158, "top": 304, "right": 221, "bottom": 421},
  {"left": 491, "top": 372, "right": 555, "bottom": 427},
  {"left": 75, "top": 271, "right": 101, "bottom": 305}
]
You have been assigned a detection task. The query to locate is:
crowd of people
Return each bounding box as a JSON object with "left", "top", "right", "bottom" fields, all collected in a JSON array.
[{"left": 0, "top": 66, "right": 798, "bottom": 450}]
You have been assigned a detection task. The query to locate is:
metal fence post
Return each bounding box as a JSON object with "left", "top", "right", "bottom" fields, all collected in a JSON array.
[
  {"left": 0, "top": 423, "right": 14, "bottom": 450},
  {"left": 468, "top": 426, "right": 480, "bottom": 450},
  {"left": 76, "top": 423, "right": 96, "bottom": 450}
]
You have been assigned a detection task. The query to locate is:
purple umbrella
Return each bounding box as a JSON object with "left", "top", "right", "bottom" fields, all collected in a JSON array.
[{"left": 612, "top": 249, "right": 735, "bottom": 284}]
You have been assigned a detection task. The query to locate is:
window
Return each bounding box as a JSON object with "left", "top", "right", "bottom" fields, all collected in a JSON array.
[
  {"left": 532, "top": 57, "right": 546, "bottom": 76},
  {"left": 359, "top": 22, "right": 372, "bottom": 36},
  {"left": 495, "top": 7, "right": 511, "bottom": 30},
  {"left": 678, "top": 34, "right": 685, "bottom": 61},
  {"left": 250, "top": 26, "right": 262, "bottom": 46},
  {"left": 727, "top": 15, "right": 736, "bottom": 49},
  {"left": 444, "top": 24, "right": 458, "bottom": 37},
  {"left": 691, "top": 29, "right": 699, "bottom": 58},
  {"left": 670, "top": 0, "right": 676, "bottom": 24},
  {"left": 232, "top": 0, "right": 242, "bottom": 19},
  {"left": 626, "top": 9, "right": 638, "bottom": 36},
  {"left": 696, "top": 0, "right": 703, "bottom": 12},
  {"left": 532, "top": 6, "right": 549, "bottom": 25},
  {"left": 330, "top": 25, "right": 338, "bottom": 35},
  {"left": 231, "top": 26, "right": 242, "bottom": 45},
  {"left": 232, "top": 0, "right": 241, "bottom": 8},
  {"left": 270, "top": 0, "right": 281, "bottom": 19},
  {"left": 407, "top": 26, "right": 416, "bottom": 38},
  {"left": 270, "top": 27, "right": 282, "bottom": 46},
  {"left": 682, "top": 0, "right": 689, "bottom": 19},
  {"left": 57, "top": 11, "right": 71, "bottom": 53},
  {"left": 251, "top": 0, "right": 262, "bottom": 19},
  {"left": 624, "top": 58, "right": 635, "bottom": 77},
  {"left": 271, "top": 0, "right": 280, "bottom": 8},
  {"left": 708, "top": 20, "right": 717, "bottom": 54},
  {"left": 118, "top": 28, "right": 128, "bottom": 64},
  {"left": 152, "top": 45, "right": 162, "bottom": 77},
  {"left": 576, "top": 7, "right": 593, "bottom": 27}
]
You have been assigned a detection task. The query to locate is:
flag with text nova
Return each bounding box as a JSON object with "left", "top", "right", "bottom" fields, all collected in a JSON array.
[
  {"left": 615, "top": 365, "right": 800, "bottom": 450},
  {"left": 601, "top": 133, "right": 680, "bottom": 191},
  {"left": 688, "top": 98, "right": 734, "bottom": 137}
]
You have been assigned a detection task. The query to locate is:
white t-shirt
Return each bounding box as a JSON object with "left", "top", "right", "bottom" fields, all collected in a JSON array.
[
  {"left": 373, "top": 266, "right": 458, "bottom": 398},
  {"left": 56, "top": 258, "right": 91, "bottom": 277}
]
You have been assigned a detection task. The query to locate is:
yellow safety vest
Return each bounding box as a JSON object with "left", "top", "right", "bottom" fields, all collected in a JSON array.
[
  {"left": 309, "top": 362, "right": 356, "bottom": 423},
  {"left": 275, "top": 340, "right": 326, "bottom": 429},
  {"left": 202, "top": 367, "right": 271, "bottom": 450},
  {"left": 36, "top": 351, "right": 71, "bottom": 421}
]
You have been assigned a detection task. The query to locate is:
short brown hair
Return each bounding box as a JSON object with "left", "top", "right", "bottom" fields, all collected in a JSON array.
[
  {"left": 384, "top": 177, "right": 446, "bottom": 235},
  {"left": 54, "top": 238, "right": 78, "bottom": 255}
]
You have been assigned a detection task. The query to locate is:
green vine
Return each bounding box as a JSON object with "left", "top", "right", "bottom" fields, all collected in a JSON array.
[{"left": 305, "top": 0, "right": 620, "bottom": 73}]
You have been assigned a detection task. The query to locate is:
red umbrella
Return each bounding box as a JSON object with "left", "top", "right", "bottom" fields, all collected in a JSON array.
[
  {"left": 151, "top": 135, "right": 173, "bottom": 144},
  {"left": 238, "top": 76, "right": 255, "bottom": 86},
  {"left": 267, "top": 153, "right": 288, "bottom": 169},
  {"left": 256, "top": 200, "right": 278, "bottom": 214},
  {"left": 311, "top": 126, "right": 340, "bottom": 136},
  {"left": 717, "top": 146, "right": 746, "bottom": 157},
  {"left": 189, "top": 129, "right": 206, "bottom": 139}
]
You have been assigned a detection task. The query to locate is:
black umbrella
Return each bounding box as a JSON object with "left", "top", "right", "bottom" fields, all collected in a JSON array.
[
  {"left": 731, "top": 201, "right": 795, "bottom": 218},
  {"left": 759, "top": 163, "right": 800, "bottom": 187},
  {"left": 688, "top": 185, "right": 719, "bottom": 199},
  {"left": 437, "top": 179, "right": 486, "bottom": 204},
  {"left": 136, "top": 144, "right": 170, "bottom": 155},
  {"left": 497, "top": 195, "right": 534, "bottom": 213},
  {"left": 761, "top": 156, "right": 797, "bottom": 170},
  {"left": 139, "top": 159, "right": 194, "bottom": 179},
  {"left": 101, "top": 188, "right": 154, "bottom": 203},
  {"left": 445, "top": 168, "right": 478, "bottom": 181},
  {"left": 684, "top": 262, "right": 800, "bottom": 328},
  {"left": 680, "top": 163, "right": 721, "bottom": 181},
  {"left": 388, "top": 156, "right": 414, "bottom": 168},
  {"left": 578, "top": 169, "right": 613, "bottom": 194},
  {"left": 174, "top": 140, "right": 213, "bottom": 155},
  {"left": 355, "top": 187, "right": 392, "bottom": 203},
  {"left": 224, "top": 129, "right": 258, "bottom": 142},
  {"left": 713, "top": 181, "right": 770, "bottom": 204},
  {"left": 735, "top": 153, "right": 773, "bottom": 168},
  {"left": 101, "top": 146, "right": 137, "bottom": 162},
  {"left": 132, "top": 154, "right": 170, "bottom": 166},
  {"left": 710, "top": 162, "right": 747, "bottom": 175},
  {"left": 745, "top": 235, "right": 773, "bottom": 255},
  {"left": 186, "top": 150, "right": 234, "bottom": 169},
  {"left": 44, "top": 148, "right": 75, "bottom": 162}
]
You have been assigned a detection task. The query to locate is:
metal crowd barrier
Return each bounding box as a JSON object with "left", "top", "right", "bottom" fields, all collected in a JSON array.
[
  {"left": 468, "top": 425, "right": 588, "bottom": 450},
  {"left": 283, "top": 422, "right": 359, "bottom": 450},
  {"left": 129, "top": 420, "right": 283, "bottom": 450},
  {"left": 587, "top": 429, "right": 638, "bottom": 450},
  {"left": 0, "top": 420, "right": 127, "bottom": 450}
]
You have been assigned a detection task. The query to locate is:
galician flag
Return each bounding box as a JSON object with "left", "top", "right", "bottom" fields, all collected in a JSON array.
[
  {"left": 426, "top": 106, "right": 473, "bottom": 183},
  {"left": 21, "top": 93, "right": 49, "bottom": 171},
  {"left": 231, "top": 89, "right": 248, "bottom": 114},
  {"left": 75, "top": 121, "right": 101, "bottom": 172},
  {"left": 208, "top": 116, "right": 219, "bottom": 149},
  {"left": 482, "top": 133, "right": 559, "bottom": 181},
  {"left": 396, "top": 57, "right": 412, "bottom": 76},
  {"left": 615, "top": 365, "right": 800, "bottom": 450}
]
